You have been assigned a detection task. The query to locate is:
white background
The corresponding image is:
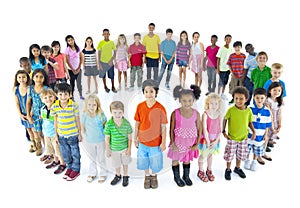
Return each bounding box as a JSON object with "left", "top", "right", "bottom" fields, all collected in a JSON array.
[{"left": 0, "top": 0, "right": 299, "bottom": 207}]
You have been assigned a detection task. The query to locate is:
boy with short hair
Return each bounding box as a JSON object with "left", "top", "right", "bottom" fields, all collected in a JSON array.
[
  {"left": 19, "top": 57, "right": 32, "bottom": 75},
  {"left": 263, "top": 63, "right": 286, "bottom": 97},
  {"left": 97, "top": 28, "right": 117, "bottom": 93},
  {"left": 227, "top": 41, "right": 246, "bottom": 104},
  {"left": 222, "top": 86, "right": 255, "bottom": 180},
  {"left": 41, "top": 45, "right": 58, "bottom": 90},
  {"left": 128, "top": 33, "right": 147, "bottom": 90},
  {"left": 105, "top": 101, "right": 133, "bottom": 187},
  {"left": 244, "top": 88, "right": 272, "bottom": 171},
  {"left": 134, "top": 79, "right": 168, "bottom": 189},
  {"left": 250, "top": 51, "right": 271, "bottom": 89},
  {"left": 51, "top": 82, "right": 82, "bottom": 181},
  {"left": 157, "top": 28, "right": 176, "bottom": 90}
]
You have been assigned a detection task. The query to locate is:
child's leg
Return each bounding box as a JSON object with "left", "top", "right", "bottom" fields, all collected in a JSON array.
[
  {"left": 118, "top": 71, "right": 122, "bottom": 89},
  {"left": 123, "top": 165, "right": 128, "bottom": 176},
  {"left": 171, "top": 160, "right": 185, "bottom": 186},
  {"left": 76, "top": 70, "right": 83, "bottom": 97},
  {"left": 27, "top": 128, "right": 36, "bottom": 152},
  {"left": 130, "top": 67, "right": 135, "bottom": 87},
  {"left": 179, "top": 67, "right": 183, "bottom": 85},
  {"left": 236, "top": 159, "right": 241, "bottom": 168},
  {"left": 207, "top": 154, "right": 213, "bottom": 170},
  {"left": 182, "top": 67, "right": 186, "bottom": 86},
  {"left": 115, "top": 167, "right": 121, "bottom": 176},
  {"left": 93, "top": 76, "right": 98, "bottom": 93},
  {"left": 198, "top": 71, "right": 202, "bottom": 87},
  {"left": 194, "top": 73, "right": 198, "bottom": 86},
  {"left": 86, "top": 76, "right": 91, "bottom": 93},
  {"left": 97, "top": 142, "right": 107, "bottom": 177},
  {"left": 124, "top": 71, "right": 128, "bottom": 88},
  {"left": 182, "top": 162, "right": 193, "bottom": 186},
  {"left": 68, "top": 136, "right": 81, "bottom": 173},
  {"left": 198, "top": 155, "right": 204, "bottom": 171},
  {"left": 85, "top": 142, "right": 97, "bottom": 176}
]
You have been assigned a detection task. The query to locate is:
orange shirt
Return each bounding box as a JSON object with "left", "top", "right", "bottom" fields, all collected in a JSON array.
[{"left": 134, "top": 101, "right": 168, "bottom": 147}]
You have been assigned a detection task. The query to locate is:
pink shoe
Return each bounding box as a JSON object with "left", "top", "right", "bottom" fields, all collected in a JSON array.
[{"left": 63, "top": 168, "right": 72, "bottom": 180}]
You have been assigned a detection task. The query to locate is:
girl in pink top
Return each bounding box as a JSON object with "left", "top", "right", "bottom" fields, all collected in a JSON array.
[
  {"left": 51, "top": 41, "right": 70, "bottom": 82},
  {"left": 198, "top": 93, "right": 222, "bottom": 182},
  {"left": 115, "top": 34, "right": 129, "bottom": 91},
  {"left": 167, "top": 85, "right": 201, "bottom": 187}
]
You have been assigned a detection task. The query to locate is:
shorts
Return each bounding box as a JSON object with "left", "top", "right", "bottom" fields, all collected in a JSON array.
[
  {"left": 219, "top": 70, "right": 230, "bottom": 87},
  {"left": 137, "top": 143, "right": 163, "bottom": 173},
  {"left": 99, "top": 62, "right": 114, "bottom": 79},
  {"left": 44, "top": 136, "right": 63, "bottom": 160},
  {"left": 247, "top": 143, "right": 265, "bottom": 157},
  {"left": 177, "top": 60, "right": 188, "bottom": 67},
  {"left": 84, "top": 66, "right": 99, "bottom": 76},
  {"left": 224, "top": 139, "right": 248, "bottom": 162},
  {"left": 146, "top": 57, "right": 159, "bottom": 68},
  {"left": 111, "top": 149, "right": 131, "bottom": 168},
  {"left": 116, "top": 60, "right": 128, "bottom": 71}
]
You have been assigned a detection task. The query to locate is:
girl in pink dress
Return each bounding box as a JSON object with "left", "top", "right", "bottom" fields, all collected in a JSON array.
[
  {"left": 167, "top": 84, "right": 201, "bottom": 187},
  {"left": 198, "top": 93, "right": 222, "bottom": 182},
  {"left": 115, "top": 34, "right": 129, "bottom": 90}
]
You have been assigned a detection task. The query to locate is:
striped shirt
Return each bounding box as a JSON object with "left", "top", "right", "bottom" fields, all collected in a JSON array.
[
  {"left": 176, "top": 42, "right": 191, "bottom": 63},
  {"left": 50, "top": 99, "right": 79, "bottom": 137},
  {"left": 248, "top": 104, "right": 272, "bottom": 146},
  {"left": 82, "top": 49, "right": 97, "bottom": 67},
  {"left": 244, "top": 52, "right": 258, "bottom": 78},
  {"left": 227, "top": 53, "right": 246, "bottom": 78},
  {"left": 104, "top": 117, "right": 133, "bottom": 151}
]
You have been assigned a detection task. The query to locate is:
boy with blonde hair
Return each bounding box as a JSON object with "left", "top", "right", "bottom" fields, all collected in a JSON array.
[{"left": 263, "top": 63, "right": 286, "bottom": 97}]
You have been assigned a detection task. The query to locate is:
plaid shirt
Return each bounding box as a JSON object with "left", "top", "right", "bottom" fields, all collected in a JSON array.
[{"left": 47, "top": 57, "right": 57, "bottom": 84}]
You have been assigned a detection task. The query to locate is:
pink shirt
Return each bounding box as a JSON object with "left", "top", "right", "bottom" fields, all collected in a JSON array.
[
  {"left": 206, "top": 45, "right": 220, "bottom": 68},
  {"left": 65, "top": 46, "right": 81, "bottom": 70},
  {"left": 51, "top": 53, "right": 66, "bottom": 79}
]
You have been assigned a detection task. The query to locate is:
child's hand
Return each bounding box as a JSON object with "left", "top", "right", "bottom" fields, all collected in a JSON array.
[
  {"left": 251, "top": 132, "right": 256, "bottom": 140},
  {"left": 28, "top": 116, "right": 34, "bottom": 124},
  {"left": 115, "top": 63, "right": 118, "bottom": 69},
  {"left": 66, "top": 73, "right": 70, "bottom": 80},
  {"left": 78, "top": 134, "right": 82, "bottom": 142},
  {"left": 190, "top": 144, "right": 198, "bottom": 150},
  {"left": 20, "top": 114, "right": 27, "bottom": 121},
  {"left": 172, "top": 143, "right": 178, "bottom": 151},
  {"left": 160, "top": 143, "right": 166, "bottom": 152},
  {"left": 106, "top": 149, "right": 111, "bottom": 158},
  {"left": 216, "top": 68, "right": 220, "bottom": 74},
  {"left": 134, "top": 140, "right": 138, "bottom": 148},
  {"left": 223, "top": 132, "right": 231, "bottom": 140},
  {"left": 108, "top": 60, "right": 113, "bottom": 66},
  {"left": 209, "top": 140, "right": 217, "bottom": 150},
  {"left": 125, "top": 149, "right": 131, "bottom": 156}
]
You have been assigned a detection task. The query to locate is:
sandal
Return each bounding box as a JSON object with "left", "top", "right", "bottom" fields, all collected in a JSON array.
[
  {"left": 206, "top": 169, "right": 215, "bottom": 181},
  {"left": 197, "top": 170, "right": 208, "bottom": 182},
  {"left": 40, "top": 155, "right": 49, "bottom": 162},
  {"left": 87, "top": 176, "right": 96, "bottom": 183},
  {"left": 46, "top": 160, "right": 60, "bottom": 169},
  {"left": 257, "top": 158, "right": 265, "bottom": 165},
  {"left": 54, "top": 164, "right": 66, "bottom": 174},
  {"left": 44, "top": 155, "right": 54, "bottom": 164},
  {"left": 262, "top": 155, "right": 272, "bottom": 161}
]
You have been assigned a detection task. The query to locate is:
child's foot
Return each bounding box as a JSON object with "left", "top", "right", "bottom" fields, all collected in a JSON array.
[
  {"left": 151, "top": 175, "right": 158, "bottom": 189},
  {"left": 244, "top": 159, "right": 251, "bottom": 170},
  {"left": 40, "top": 155, "right": 49, "bottom": 162},
  {"left": 85, "top": 90, "right": 90, "bottom": 94},
  {"left": 98, "top": 176, "right": 107, "bottom": 183},
  {"left": 87, "top": 176, "right": 96, "bottom": 183},
  {"left": 93, "top": 90, "right": 98, "bottom": 94},
  {"left": 144, "top": 175, "right": 151, "bottom": 189},
  {"left": 122, "top": 176, "right": 129, "bottom": 187},
  {"left": 250, "top": 160, "right": 257, "bottom": 171},
  {"left": 165, "top": 83, "right": 170, "bottom": 90},
  {"left": 197, "top": 170, "right": 208, "bottom": 182},
  {"left": 262, "top": 155, "right": 272, "bottom": 161},
  {"left": 63, "top": 168, "right": 72, "bottom": 179},
  {"left": 266, "top": 147, "right": 271, "bottom": 152},
  {"left": 44, "top": 155, "right": 54, "bottom": 164},
  {"left": 111, "top": 87, "right": 117, "bottom": 93},
  {"left": 257, "top": 157, "right": 265, "bottom": 165},
  {"left": 206, "top": 169, "right": 215, "bottom": 181},
  {"left": 66, "top": 170, "right": 80, "bottom": 181},
  {"left": 46, "top": 160, "right": 60, "bottom": 169},
  {"left": 54, "top": 164, "right": 66, "bottom": 174},
  {"left": 80, "top": 96, "right": 85, "bottom": 100},
  {"left": 233, "top": 167, "right": 246, "bottom": 178},
  {"left": 104, "top": 87, "right": 110, "bottom": 93},
  {"left": 224, "top": 169, "right": 232, "bottom": 180},
  {"left": 110, "top": 174, "right": 122, "bottom": 185}
]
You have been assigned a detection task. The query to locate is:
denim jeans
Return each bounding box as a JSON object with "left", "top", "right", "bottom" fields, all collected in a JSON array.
[
  {"left": 69, "top": 69, "right": 83, "bottom": 97},
  {"left": 130, "top": 66, "right": 143, "bottom": 87},
  {"left": 58, "top": 135, "right": 81, "bottom": 172},
  {"left": 157, "top": 62, "right": 174, "bottom": 84},
  {"left": 207, "top": 67, "right": 217, "bottom": 92},
  {"left": 243, "top": 76, "right": 254, "bottom": 106}
]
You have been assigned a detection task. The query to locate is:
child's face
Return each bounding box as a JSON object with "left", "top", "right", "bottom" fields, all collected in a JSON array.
[
  {"left": 193, "top": 34, "right": 199, "bottom": 42},
  {"left": 234, "top": 46, "right": 241, "bottom": 53},
  {"left": 20, "top": 61, "right": 31, "bottom": 73},
  {"left": 257, "top": 55, "right": 267, "bottom": 65},
  {"left": 41, "top": 93, "right": 55, "bottom": 107},
  {"left": 41, "top": 50, "right": 51, "bottom": 59},
  {"left": 32, "top": 47, "right": 40, "bottom": 58},
  {"left": 87, "top": 99, "right": 98, "bottom": 114},
  {"left": 17, "top": 73, "right": 28, "bottom": 85},
  {"left": 234, "top": 93, "right": 247, "bottom": 108},
  {"left": 254, "top": 94, "right": 266, "bottom": 108},
  {"left": 103, "top": 31, "right": 110, "bottom": 40},
  {"left": 33, "top": 72, "right": 44, "bottom": 85},
  {"left": 245, "top": 44, "right": 254, "bottom": 54},
  {"left": 181, "top": 33, "right": 187, "bottom": 41},
  {"left": 119, "top": 37, "right": 126, "bottom": 45},
  {"left": 208, "top": 98, "right": 219, "bottom": 111},
  {"left": 56, "top": 91, "right": 71, "bottom": 103},
  {"left": 85, "top": 39, "right": 93, "bottom": 47},
  {"left": 270, "top": 86, "right": 282, "bottom": 98},
  {"left": 180, "top": 94, "right": 194, "bottom": 109},
  {"left": 166, "top": 32, "right": 172, "bottom": 39},
  {"left": 225, "top": 37, "right": 232, "bottom": 45},
  {"left": 134, "top": 35, "right": 141, "bottom": 43},
  {"left": 211, "top": 37, "right": 217, "bottom": 45},
  {"left": 67, "top": 38, "right": 75, "bottom": 47},
  {"left": 143, "top": 86, "right": 157, "bottom": 101},
  {"left": 148, "top": 25, "right": 155, "bottom": 32},
  {"left": 52, "top": 45, "right": 60, "bottom": 54},
  {"left": 271, "top": 68, "right": 282, "bottom": 79},
  {"left": 111, "top": 109, "right": 124, "bottom": 120}
]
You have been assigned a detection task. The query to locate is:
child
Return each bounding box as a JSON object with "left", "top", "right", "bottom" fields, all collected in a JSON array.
[
  {"left": 244, "top": 88, "right": 272, "bottom": 171},
  {"left": 41, "top": 45, "right": 58, "bottom": 90},
  {"left": 157, "top": 28, "right": 176, "bottom": 90},
  {"left": 222, "top": 86, "right": 255, "bottom": 180},
  {"left": 115, "top": 34, "right": 129, "bottom": 90},
  {"left": 19, "top": 57, "right": 32, "bottom": 75},
  {"left": 134, "top": 79, "right": 168, "bottom": 189},
  {"left": 13, "top": 70, "right": 34, "bottom": 150},
  {"left": 263, "top": 63, "right": 286, "bottom": 98},
  {"left": 216, "top": 34, "right": 233, "bottom": 100},
  {"left": 105, "top": 101, "right": 133, "bottom": 187},
  {"left": 65, "top": 35, "right": 84, "bottom": 100},
  {"left": 142, "top": 23, "right": 161, "bottom": 81},
  {"left": 128, "top": 33, "right": 146, "bottom": 90},
  {"left": 204, "top": 35, "right": 219, "bottom": 95},
  {"left": 82, "top": 37, "right": 100, "bottom": 94},
  {"left": 244, "top": 43, "right": 258, "bottom": 106},
  {"left": 176, "top": 31, "right": 191, "bottom": 87},
  {"left": 40, "top": 89, "right": 66, "bottom": 174},
  {"left": 250, "top": 51, "right": 271, "bottom": 90},
  {"left": 167, "top": 85, "right": 201, "bottom": 187},
  {"left": 189, "top": 32, "right": 205, "bottom": 88},
  {"left": 29, "top": 44, "right": 48, "bottom": 73},
  {"left": 51, "top": 40, "right": 70, "bottom": 83},
  {"left": 51, "top": 82, "right": 82, "bottom": 181},
  {"left": 227, "top": 41, "right": 246, "bottom": 104},
  {"left": 97, "top": 29, "right": 117, "bottom": 93},
  {"left": 198, "top": 93, "right": 222, "bottom": 182},
  {"left": 26, "top": 69, "right": 49, "bottom": 157},
  {"left": 81, "top": 94, "right": 107, "bottom": 183}
]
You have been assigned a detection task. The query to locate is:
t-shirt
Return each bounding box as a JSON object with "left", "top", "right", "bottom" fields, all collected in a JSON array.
[
  {"left": 128, "top": 43, "right": 147, "bottom": 66},
  {"left": 65, "top": 46, "right": 81, "bottom": 70},
  {"left": 50, "top": 99, "right": 79, "bottom": 138},
  {"left": 31, "top": 58, "right": 47, "bottom": 71},
  {"left": 225, "top": 105, "right": 254, "bottom": 142},
  {"left": 160, "top": 39, "right": 176, "bottom": 64},
  {"left": 51, "top": 53, "right": 66, "bottom": 79},
  {"left": 134, "top": 101, "right": 168, "bottom": 147},
  {"left": 216, "top": 46, "right": 233, "bottom": 72},
  {"left": 104, "top": 117, "right": 133, "bottom": 151},
  {"left": 41, "top": 105, "right": 55, "bottom": 138},
  {"left": 82, "top": 48, "right": 97, "bottom": 67},
  {"left": 116, "top": 45, "right": 128, "bottom": 62},
  {"left": 227, "top": 52, "right": 246, "bottom": 78},
  {"left": 244, "top": 52, "right": 258, "bottom": 78},
  {"left": 248, "top": 104, "right": 272, "bottom": 146},
  {"left": 97, "top": 40, "right": 116, "bottom": 63},
  {"left": 250, "top": 66, "right": 272, "bottom": 89},
  {"left": 263, "top": 79, "right": 286, "bottom": 97},
  {"left": 142, "top": 34, "right": 161, "bottom": 59},
  {"left": 81, "top": 112, "right": 106, "bottom": 143},
  {"left": 205, "top": 45, "right": 220, "bottom": 68},
  {"left": 176, "top": 42, "right": 191, "bottom": 63}
]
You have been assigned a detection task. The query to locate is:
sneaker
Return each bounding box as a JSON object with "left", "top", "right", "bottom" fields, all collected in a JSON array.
[
  {"left": 266, "top": 147, "right": 271, "bottom": 152},
  {"left": 122, "top": 176, "right": 129, "bottom": 187},
  {"left": 110, "top": 174, "right": 122, "bottom": 185},
  {"left": 87, "top": 176, "right": 96, "bottom": 183},
  {"left": 104, "top": 87, "right": 110, "bottom": 93},
  {"left": 46, "top": 160, "right": 60, "bottom": 169},
  {"left": 250, "top": 160, "right": 257, "bottom": 171},
  {"left": 63, "top": 168, "right": 72, "bottom": 179},
  {"left": 151, "top": 175, "right": 158, "bottom": 189},
  {"left": 66, "top": 170, "right": 80, "bottom": 181},
  {"left": 205, "top": 92, "right": 210, "bottom": 96},
  {"left": 234, "top": 167, "right": 246, "bottom": 178},
  {"left": 98, "top": 176, "right": 107, "bottom": 183},
  {"left": 144, "top": 175, "right": 151, "bottom": 189},
  {"left": 221, "top": 94, "right": 228, "bottom": 100},
  {"left": 54, "top": 164, "right": 66, "bottom": 174},
  {"left": 224, "top": 169, "right": 232, "bottom": 180},
  {"left": 228, "top": 99, "right": 234, "bottom": 104},
  {"left": 244, "top": 159, "right": 251, "bottom": 170},
  {"left": 80, "top": 96, "right": 85, "bottom": 100},
  {"left": 165, "top": 83, "right": 170, "bottom": 90},
  {"left": 267, "top": 142, "right": 274, "bottom": 148},
  {"left": 111, "top": 87, "right": 117, "bottom": 93}
]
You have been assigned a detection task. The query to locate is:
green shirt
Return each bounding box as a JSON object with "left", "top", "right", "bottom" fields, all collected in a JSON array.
[
  {"left": 250, "top": 65, "right": 272, "bottom": 89},
  {"left": 225, "top": 105, "right": 254, "bottom": 142},
  {"left": 97, "top": 40, "right": 116, "bottom": 63},
  {"left": 104, "top": 117, "right": 133, "bottom": 151}
]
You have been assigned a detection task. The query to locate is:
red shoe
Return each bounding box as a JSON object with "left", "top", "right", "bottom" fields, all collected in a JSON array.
[
  {"left": 66, "top": 171, "right": 80, "bottom": 181},
  {"left": 63, "top": 168, "right": 72, "bottom": 180}
]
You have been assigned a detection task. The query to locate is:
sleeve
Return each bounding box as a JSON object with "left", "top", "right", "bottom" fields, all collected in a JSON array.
[
  {"left": 266, "top": 109, "right": 272, "bottom": 128},
  {"left": 112, "top": 41, "right": 116, "bottom": 50},
  {"left": 160, "top": 41, "right": 164, "bottom": 53},
  {"left": 160, "top": 105, "right": 168, "bottom": 124},
  {"left": 263, "top": 80, "right": 271, "bottom": 91},
  {"left": 244, "top": 57, "right": 249, "bottom": 69},
  {"left": 127, "top": 119, "right": 133, "bottom": 134},
  {"left": 142, "top": 36, "right": 146, "bottom": 46},
  {"left": 128, "top": 45, "right": 132, "bottom": 55},
  {"left": 74, "top": 103, "right": 79, "bottom": 116},
  {"left": 80, "top": 113, "right": 86, "bottom": 125},
  {"left": 103, "top": 121, "right": 111, "bottom": 135},
  {"left": 281, "top": 81, "right": 287, "bottom": 97},
  {"left": 96, "top": 42, "right": 102, "bottom": 51},
  {"left": 157, "top": 35, "right": 161, "bottom": 44},
  {"left": 65, "top": 47, "right": 69, "bottom": 55},
  {"left": 227, "top": 54, "right": 232, "bottom": 66},
  {"left": 27, "top": 86, "right": 32, "bottom": 98},
  {"left": 50, "top": 105, "right": 56, "bottom": 116},
  {"left": 216, "top": 47, "right": 222, "bottom": 58},
  {"left": 248, "top": 108, "right": 254, "bottom": 122},
  {"left": 134, "top": 104, "right": 140, "bottom": 122},
  {"left": 142, "top": 44, "right": 147, "bottom": 54},
  {"left": 101, "top": 112, "right": 107, "bottom": 123}
]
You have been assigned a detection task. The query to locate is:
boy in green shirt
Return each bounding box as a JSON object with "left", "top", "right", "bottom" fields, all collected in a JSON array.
[{"left": 250, "top": 51, "right": 271, "bottom": 89}]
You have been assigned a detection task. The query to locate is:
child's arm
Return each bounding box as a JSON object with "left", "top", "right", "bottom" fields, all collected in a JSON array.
[
  {"left": 200, "top": 42, "right": 205, "bottom": 70},
  {"left": 97, "top": 50, "right": 103, "bottom": 70},
  {"left": 248, "top": 122, "right": 256, "bottom": 140},
  {"left": 134, "top": 121, "right": 140, "bottom": 148},
  {"left": 95, "top": 50, "right": 100, "bottom": 70},
  {"left": 63, "top": 55, "right": 70, "bottom": 80},
  {"left": 26, "top": 92, "right": 33, "bottom": 124},
  {"left": 105, "top": 135, "right": 111, "bottom": 157},
  {"left": 14, "top": 89, "right": 26, "bottom": 121},
  {"left": 65, "top": 54, "right": 75, "bottom": 71},
  {"left": 211, "top": 115, "right": 222, "bottom": 149},
  {"left": 277, "top": 108, "right": 282, "bottom": 133},
  {"left": 169, "top": 111, "right": 177, "bottom": 151},
  {"left": 109, "top": 49, "right": 116, "bottom": 66},
  {"left": 202, "top": 113, "right": 210, "bottom": 146},
  {"left": 263, "top": 128, "right": 269, "bottom": 142},
  {"left": 54, "top": 114, "right": 59, "bottom": 143},
  {"left": 222, "top": 118, "right": 230, "bottom": 139},
  {"left": 48, "top": 59, "right": 58, "bottom": 70},
  {"left": 44, "top": 64, "right": 49, "bottom": 74},
  {"left": 126, "top": 133, "right": 132, "bottom": 156},
  {"left": 76, "top": 52, "right": 84, "bottom": 72},
  {"left": 75, "top": 115, "right": 82, "bottom": 142},
  {"left": 191, "top": 111, "right": 202, "bottom": 150},
  {"left": 216, "top": 57, "right": 220, "bottom": 74},
  {"left": 160, "top": 124, "right": 166, "bottom": 151},
  {"left": 128, "top": 52, "right": 132, "bottom": 68},
  {"left": 158, "top": 44, "right": 161, "bottom": 63}
]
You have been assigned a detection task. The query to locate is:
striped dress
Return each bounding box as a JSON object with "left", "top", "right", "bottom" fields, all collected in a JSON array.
[{"left": 176, "top": 42, "right": 191, "bottom": 64}]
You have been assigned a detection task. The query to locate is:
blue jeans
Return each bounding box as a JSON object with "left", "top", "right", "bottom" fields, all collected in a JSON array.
[
  {"left": 243, "top": 76, "right": 254, "bottom": 106},
  {"left": 58, "top": 135, "right": 81, "bottom": 172},
  {"left": 157, "top": 62, "right": 174, "bottom": 84},
  {"left": 207, "top": 66, "right": 217, "bottom": 92}
]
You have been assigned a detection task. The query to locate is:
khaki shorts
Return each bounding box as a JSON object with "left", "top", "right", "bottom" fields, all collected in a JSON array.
[
  {"left": 44, "top": 136, "right": 63, "bottom": 162},
  {"left": 111, "top": 149, "right": 131, "bottom": 168}
]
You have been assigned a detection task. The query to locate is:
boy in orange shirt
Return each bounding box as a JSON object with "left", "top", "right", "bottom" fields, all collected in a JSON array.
[{"left": 134, "top": 79, "right": 167, "bottom": 189}]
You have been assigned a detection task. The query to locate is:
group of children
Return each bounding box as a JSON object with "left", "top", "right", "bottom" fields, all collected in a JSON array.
[{"left": 14, "top": 22, "right": 286, "bottom": 188}]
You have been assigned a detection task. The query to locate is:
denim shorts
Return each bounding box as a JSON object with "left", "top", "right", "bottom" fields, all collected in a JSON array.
[
  {"left": 137, "top": 143, "right": 163, "bottom": 173},
  {"left": 99, "top": 62, "right": 114, "bottom": 79},
  {"left": 177, "top": 60, "right": 188, "bottom": 67}
]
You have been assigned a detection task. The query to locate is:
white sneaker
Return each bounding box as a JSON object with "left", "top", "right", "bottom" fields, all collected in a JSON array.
[
  {"left": 250, "top": 160, "right": 258, "bottom": 171},
  {"left": 244, "top": 159, "right": 251, "bottom": 170},
  {"left": 87, "top": 175, "right": 96, "bottom": 183},
  {"left": 221, "top": 94, "right": 228, "bottom": 100}
]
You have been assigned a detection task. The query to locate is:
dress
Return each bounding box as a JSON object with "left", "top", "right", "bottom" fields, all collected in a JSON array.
[
  {"left": 190, "top": 42, "right": 203, "bottom": 73},
  {"left": 167, "top": 108, "right": 199, "bottom": 162},
  {"left": 15, "top": 86, "right": 33, "bottom": 129},
  {"left": 266, "top": 98, "right": 281, "bottom": 140}
]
